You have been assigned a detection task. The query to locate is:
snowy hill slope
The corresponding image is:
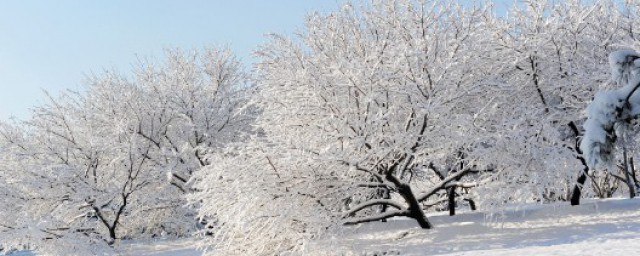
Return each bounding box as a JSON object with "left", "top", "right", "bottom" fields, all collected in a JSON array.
[{"left": 311, "top": 198, "right": 640, "bottom": 255}]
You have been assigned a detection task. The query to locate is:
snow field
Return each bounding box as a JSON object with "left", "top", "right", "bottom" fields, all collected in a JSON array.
[{"left": 310, "top": 198, "right": 640, "bottom": 255}]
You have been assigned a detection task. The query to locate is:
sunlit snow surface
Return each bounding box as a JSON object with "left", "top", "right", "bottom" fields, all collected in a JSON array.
[
  {"left": 6, "top": 239, "right": 203, "bottom": 256},
  {"left": 8, "top": 199, "right": 640, "bottom": 255},
  {"left": 311, "top": 198, "right": 640, "bottom": 255},
  {"left": 117, "top": 239, "right": 202, "bottom": 256}
]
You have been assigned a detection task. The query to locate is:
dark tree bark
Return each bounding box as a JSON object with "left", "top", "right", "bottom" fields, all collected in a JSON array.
[
  {"left": 464, "top": 198, "right": 476, "bottom": 211},
  {"left": 399, "top": 184, "right": 432, "bottom": 229},
  {"left": 623, "top": 148, "right": 636, "bottom": 198},
  {"left": 378, "top": 186, "right": 391, "bottom": 222},
  {"left": 91, "top": 192, "right": 130, "bottom": 245},
  {"left": 569, "top": 121, "right": 590, "bottom": 206},
  {"left": 448, "top": 186, "right": 456, "bottom": 216},
  {"left": 343, "top": 162, "right": 436, "bottom": 229},
  {"left": 570, "top": 170, "right": 588, "bottom": 206},
  {"left": 388, "top": 173, "right": 432, "bottom": 229},
  {"left": 631, "top": 157, "right": 638, "bottom": 185}
]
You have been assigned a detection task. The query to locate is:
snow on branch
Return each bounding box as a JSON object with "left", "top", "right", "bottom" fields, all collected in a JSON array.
[
  {"left": 342, "top": 210, "right": 410, "bottom": 226},
  {"left": 343, "top": 199, "right": 405, "bottom": 217},
  {"left": 581, "top": 49, "right": 640, "bottom": 169},
  {"left": 417, "top": 169, "right": 471, "bottom": 202}
]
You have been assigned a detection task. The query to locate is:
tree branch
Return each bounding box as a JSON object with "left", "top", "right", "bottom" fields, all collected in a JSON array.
[
  {"left": 341, "top": 160, "right": 385, "bottom": 182},
  {"left": 417, "top": 169, "right": 470, "bottom": 202},
  {"left": 343, "top": 199, "right": 405, "bottom": 217},
  {"left": 445, "top": 182, "right": 478, "bottom": 189},
  {"left": 422, "top": 197, "right": 448, "bottom": 207},
  {"left": 343, "top": 210, "right": 410, "bottom": 226},
  {"left": 357, "top": 182, "right": 394, "bottom": 190}
]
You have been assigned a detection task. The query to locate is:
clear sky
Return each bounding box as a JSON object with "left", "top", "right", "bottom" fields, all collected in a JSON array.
[{"left": 0, "top": 1, "right": 509, "bottom": 121}]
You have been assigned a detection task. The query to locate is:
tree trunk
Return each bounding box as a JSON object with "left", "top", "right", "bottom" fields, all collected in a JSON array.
[
  {"left": 385, "top": 171, "right": 432, "bottom": 229},
  {"left": 631, "top": 157, "right": 638, "bottom": 187},
  {"left": 569, "top": 121, "right": 589, "bottom": 206},
  {"left": 448, "top": 186, "right": 456, "bottom": 216},
  {"left": 397, "top": 182, "right": 432, "bottom": 229},
  {"left": 623, "top": 148, "right": 636, "bottom": 198},
  {"left": 464, "top": 198, "right": 477, "bottom": 211},
  {"left": 570, "top": 170, "right": 587, "bottom": 206},
  {"left": 380, "top": 187, "right": 390, "bottom": 222},
  {"left": 107, "top": 226, "right": 117, "bottom": 245}
]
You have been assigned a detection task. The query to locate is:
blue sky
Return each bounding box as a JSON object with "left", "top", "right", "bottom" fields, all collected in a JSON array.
[{"left": 0, "top": 1, "right": 509, "bottom": 120}]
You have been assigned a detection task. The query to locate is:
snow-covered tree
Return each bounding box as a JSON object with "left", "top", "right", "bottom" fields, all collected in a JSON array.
[
  {"left": 191, "top": 1, "right": 498, "bottom": 255},
  {"left": 473, "top": 0, "right": 640, "bottom": 206},
  {"left": 0, "top": 47, "right": 250, "bottom": 254},
  {"left": 582, "top": 48, "right": 640, "bottom": 198}
]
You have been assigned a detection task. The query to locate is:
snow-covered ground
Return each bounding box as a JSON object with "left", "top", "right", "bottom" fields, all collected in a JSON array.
[
  {"left": 313, "top": 198, "right": 640, "bottom": 255},
  {"left": 116, "top": 239, "right": 202, "bottom": 256},
  {"left": 5, "top": 239, "right": 203, "bottom": 256},
  {"left": 7, "top": 198, "right": 640, "bottom": 255}
]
